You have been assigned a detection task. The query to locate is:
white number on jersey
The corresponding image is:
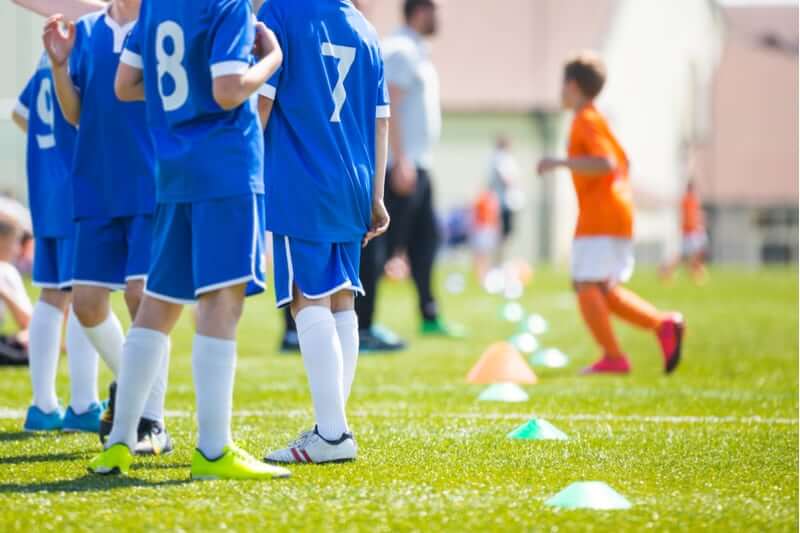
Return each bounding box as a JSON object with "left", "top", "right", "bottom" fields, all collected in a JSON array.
[
  {"left": 156, "top": 21, "right": 189, "bottom": 112},
  {"left": 321, "top": 43, "right": 356, "bottom": 123},
  {"left": 35, "top": 78, "right": 55, "bottom": 149}
]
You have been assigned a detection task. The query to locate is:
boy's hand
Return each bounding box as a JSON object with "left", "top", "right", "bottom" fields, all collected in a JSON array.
[
  {"left": 253, "top": 22, "right": 281, "bottom": 61},
  {"left": 537, "top": 157, "right": 564, "bottom": 175},
  {"left": 363, "top": 199, "right": 390, "bottom": 247},
  {"left": 43, "top": 15, "right": 75, "bottom": 68},
  {"left": 389, "top": 158, "right": 417, "bottom": 196}
]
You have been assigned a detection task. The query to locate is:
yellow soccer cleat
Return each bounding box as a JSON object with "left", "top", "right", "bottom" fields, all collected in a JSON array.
[
  {"left": 88, "top": 443, "right": 134, "bottom": 476},
  {"left": 191, "top": 444, "right": 291, "bottom": 481}
]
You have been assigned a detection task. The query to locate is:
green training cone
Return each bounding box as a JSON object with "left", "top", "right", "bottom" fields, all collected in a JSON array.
[
  {"left": 478, "top": 383, "right": 529, "bottom": 403},
  {"left": 545, "top": 481, "right": 632, "bottom": 510},
  {"left": 507, "top": 418, "right": 568, "bottom": 440}
]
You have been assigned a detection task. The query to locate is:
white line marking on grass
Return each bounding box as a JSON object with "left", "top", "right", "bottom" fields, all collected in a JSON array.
[{"left": 0, "top": 408, "right": 796, "bottom": 426}]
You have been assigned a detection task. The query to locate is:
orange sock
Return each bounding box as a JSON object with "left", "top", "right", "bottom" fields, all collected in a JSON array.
[
  {"left": 577, "top": 285, "right": 623, "bottom": 358},
  {"left": 606, "top": 286, "right": 664, "bottom": 331}
]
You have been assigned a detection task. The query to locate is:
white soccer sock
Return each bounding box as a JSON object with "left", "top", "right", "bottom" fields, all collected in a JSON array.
[
  {"left": 193, "top": 335, "right": 236, "bottom": 459},
  {"left": 334, "top": 310, "right": 359, "bottom": 403},
  {"left": 66, "top": 307, "right": 99, "bottom": 414},
  {"left": 28, "top": 301, "right": 64, "bottom": 413},
  {"left": 83, "top": 312, "right": 124, "bottom": 377},
  {"left": 296, "top": 306, "right": 349, "bottom": 440},
  {"left": 141, "top": 338, "right": 170, "bottom": 423},
  {"left": 107, "top": 328, "right": 169, "bottom": 450}
]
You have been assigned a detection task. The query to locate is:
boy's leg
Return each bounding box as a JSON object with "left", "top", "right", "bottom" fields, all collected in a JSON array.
[
  {"left": 193, "top": 284, "right": 246, "bottom": 459},
  {"left": 66, "top": 306, "right": 100, "bottom": 414},
  {"left": 331, "top": 291, "right": 358, "bottom": 402},
  {"left": 124, "top": 278, "right": 169, "bottom": 426},
  {"left": 605, "top": 285, "right": 665, "bottom": 331},
  {"left": 73, "top": 285, "right": 123, "bottom": 376},
  {"left": 28, "top": 289, "right": 70, "bottom": 414},
  {"left": 104, "top": 295, "right": 181, "bottom": 451},
  {"left": 575, "top": 282, "right": 624, "bottom": 358},
  {"left": 291, "top": 288, "right": 349, "bottom": 441}
]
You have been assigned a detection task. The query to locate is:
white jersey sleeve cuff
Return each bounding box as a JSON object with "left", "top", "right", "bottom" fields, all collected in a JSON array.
[
  {"left": 376, "top": 105, "right": 391, "bottom": 119},
  {"left": 258, "top": 84, "right": 277, "bottom": 100},
  {"left": 13, "top": 101, "right": 29, "bottom": 121},
  {"left": 120, "top": 49, "right": 143, "bottom": 69},
  {"left": 210, "top": 60, "right": 250, "bottom": 79}
]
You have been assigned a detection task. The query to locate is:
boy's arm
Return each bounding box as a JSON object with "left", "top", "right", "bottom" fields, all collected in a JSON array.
[
  {"left": 11, "top": 0, "right": 103, "bottom": 20},
  {"left": 11, "top": 110, "right": 28, "bottom": 133},
  {"left": 257, "top": 95, "right": 273, "bottom": 130},
  {"left": 213, "top": 23, "right": 282, "bottom": 111},
  {"left": 537, "top": 155, "right": 615, "bottom": 177},
  {"left": 43, "top": 15, "right": 80, "bottom": 125},
  {"left": 115, "top": 62, "right": 145, "bottom": 102},
  {"left": 364, "top": 117, "right": 391, "bottom": 246}
]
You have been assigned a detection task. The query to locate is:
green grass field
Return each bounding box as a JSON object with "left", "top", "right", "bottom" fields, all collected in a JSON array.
[{"left": 0, "top": 267, "right": 797, "bottom": 531}]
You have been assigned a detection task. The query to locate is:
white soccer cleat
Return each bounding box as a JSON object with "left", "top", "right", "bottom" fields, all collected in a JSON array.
[{"left": 264, "top": 426, "right": 357, "bottom": 464}]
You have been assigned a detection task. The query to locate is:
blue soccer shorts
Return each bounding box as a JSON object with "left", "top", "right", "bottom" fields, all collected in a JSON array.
[
  {"left": 73, "top": 215, "right": 153, "bottom": 290},
  {"left": 32, "top": 236, "right": 75, "bottom": 290},
  {"left": 145, "top": 193, "right": 266, "bottom": 304},
  {"left": 272, "top": 234, "right": 363, "bottom": 308}
]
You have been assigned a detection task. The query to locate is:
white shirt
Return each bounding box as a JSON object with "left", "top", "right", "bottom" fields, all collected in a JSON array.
[
  {"left": 382, "top": 27, "right": 442, "bottom": 170},
  {"left": 0, "top": 262, "right": 32, "bottom": 328},
  {"left": 488, "top": 149, "right": 521, "bottom": 206}
]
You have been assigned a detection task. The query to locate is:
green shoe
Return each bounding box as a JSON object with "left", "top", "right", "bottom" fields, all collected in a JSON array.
[
  {"left": 420, "top": 318, "right": 466, "bottom": 338},
  {"left": 191, "top": 444, "right": 291, "bottom": 481},
  {"left": 88, "top": 443, "right": 134, "bottom": 476}
]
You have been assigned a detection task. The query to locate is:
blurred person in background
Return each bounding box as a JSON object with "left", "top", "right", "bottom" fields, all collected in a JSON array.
[
  {"left": 660, "top": 181, "right": 709, "bottom": 285},
  {"left": 470, "top": 188, "right": 501, "bottom": 282},
  {"left": 488, "top": 135, "right": 522, "bottom": 259},
  {"left": 0, "top": 216, "right": 32, "bottom": 366},
  {"left": 358, "top": 0, "right": 462, "bottom": 350}
]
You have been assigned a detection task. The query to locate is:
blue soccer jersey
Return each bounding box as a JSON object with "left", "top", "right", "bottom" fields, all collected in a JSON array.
[
  {"left": 17, "top": 53, "right": 77, "bottom": 238},
  {"left": 69, "top": 7, "right": 155, "bottom": 219},
  {"left": 258, "top": 0, "right": 390, "bottom": 243},
  {"left": 121, "top": 0, "right": 264, "bottom": 203}
]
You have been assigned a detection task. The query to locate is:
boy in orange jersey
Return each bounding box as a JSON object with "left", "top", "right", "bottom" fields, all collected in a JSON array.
[
  {"left": 537, "top": 52, "right": 684, "bottom": 375},
  {"left": 661, "top": 181, "right": 709, "bottom": 285}
]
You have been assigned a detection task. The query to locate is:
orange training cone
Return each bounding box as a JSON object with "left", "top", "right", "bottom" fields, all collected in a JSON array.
[{"left": 466, "top": 342, "right": 538, "bottom": 384}]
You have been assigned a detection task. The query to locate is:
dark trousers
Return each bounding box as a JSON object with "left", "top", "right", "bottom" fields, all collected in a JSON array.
[
  {"left": 282, "top": 168, "right": 441, "bottom": 334},
  {"left": 357, "top": 167, "right": 440, "bottom": 329}
]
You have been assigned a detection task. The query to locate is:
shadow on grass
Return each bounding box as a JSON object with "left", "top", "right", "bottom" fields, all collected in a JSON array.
[
  {"left": 0, "top": 432, "right": 39, "bottom": 443},
  {"left": 0, "top": 474, "right": 192, "bottom": 494},
  {"left": 2, "top": 451, "right": 90, "bottom": 465}
]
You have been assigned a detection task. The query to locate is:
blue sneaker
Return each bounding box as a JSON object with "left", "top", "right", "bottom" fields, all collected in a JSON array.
[
  {"left": 23, "top": 405, "right": 64, "bottom": 432},
  {"left": 63, "top": 402, "right": 106, "bottom": 433}
]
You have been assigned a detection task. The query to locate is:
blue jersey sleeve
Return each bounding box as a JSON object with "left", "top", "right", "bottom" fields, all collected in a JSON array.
[
  {"left": 16, "top": 74, "right": 36, "bottom": 121},
  {"left": 120, "top": 17, "right": 144, "bottom": 70},
  {"left": 209, "top": 0, "right": 255, "bottom": 79},
  {"left": 375, "top": 50, "right": 390, "bottom": 119},
  {"left": 256, "top": 0, "right": 283, "bottom": 100}
]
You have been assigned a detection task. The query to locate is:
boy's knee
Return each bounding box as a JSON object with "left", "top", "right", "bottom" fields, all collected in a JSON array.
[
  {"left": 196, "top": 286, "right": 246, "bottom": 336},
  {"left": 124, "top": 280, "right": 145, "bottom": 315},
  {"left": 39, "top": 288, "right": 70, "bottom": 311},
  {"left": 72, "top": 288, "right": 109, "bottom": 326}
]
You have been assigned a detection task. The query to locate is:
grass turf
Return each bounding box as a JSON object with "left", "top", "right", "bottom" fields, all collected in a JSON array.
[{"left": 0, "top": 267, "right": 797, "bottom": 531}]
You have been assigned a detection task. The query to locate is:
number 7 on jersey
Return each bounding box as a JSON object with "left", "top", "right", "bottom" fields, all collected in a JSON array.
[{"left": 321, "top": 43, "right": 356, "bottom": 123}]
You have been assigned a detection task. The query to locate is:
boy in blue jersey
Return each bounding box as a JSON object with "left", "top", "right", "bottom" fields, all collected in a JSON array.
[
  {"left": 87, "top": 0, "right": 288, "bottom": 480},
  {"left": 257, "top": 0, "right": 391, "bottom": 464},
  {"left": 13, "top": 53, "right": 105, "bottom": 434},
  {"left": 42, "top": 0, "right": 172, "bottom": 453}
]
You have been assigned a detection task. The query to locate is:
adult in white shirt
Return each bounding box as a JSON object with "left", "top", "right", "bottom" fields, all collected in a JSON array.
[{"left": 356, "top": 0, "right": 463, "bottom": 351}]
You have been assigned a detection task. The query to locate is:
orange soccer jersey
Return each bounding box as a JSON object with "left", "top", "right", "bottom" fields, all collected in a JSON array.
[
  {"left": 567, "top": 104, "right": 634, "bottom": 238},
  {"left": 681, "top": 191, "right": 704, "bottom": 235},
  {"left": 473, "top": 190, "right": 500, "bottom": 229}
]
